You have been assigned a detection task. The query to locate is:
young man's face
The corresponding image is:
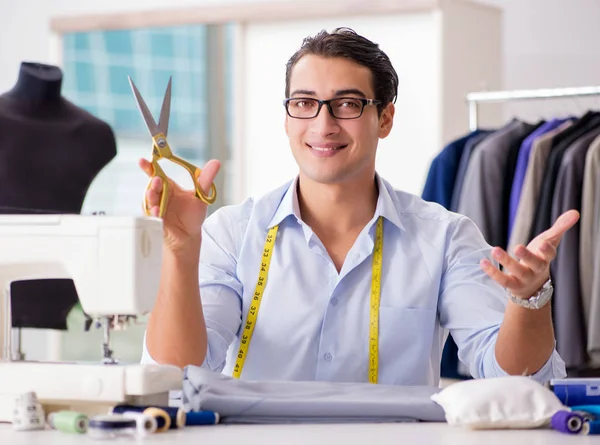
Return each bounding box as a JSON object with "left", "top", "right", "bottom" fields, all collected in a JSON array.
[{"left": 285, "top": 54, "right": 394, "bottom": 186}]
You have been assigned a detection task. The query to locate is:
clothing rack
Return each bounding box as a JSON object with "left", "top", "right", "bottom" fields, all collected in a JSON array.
[{"left": 466, "top": 86, "right": 600, "bottom": 131}]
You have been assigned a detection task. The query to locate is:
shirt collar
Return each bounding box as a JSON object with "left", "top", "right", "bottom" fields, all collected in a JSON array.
[
  {"left": 373, "top": 173, "right": 405, "bottom": 232},
  {"left": 267, "top": 177, "right": 301, "bottom": 229},
  {"left": 267, "top": 174, "right": 406, "bottom": 232}
]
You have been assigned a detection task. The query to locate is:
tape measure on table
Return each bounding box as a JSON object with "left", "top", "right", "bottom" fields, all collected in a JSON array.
[{"left": 233, "top": 216, "right": 384, "bottom": 384}]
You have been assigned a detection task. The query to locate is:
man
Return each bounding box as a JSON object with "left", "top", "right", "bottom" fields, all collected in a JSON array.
[{"left": 140, "top": 28, "right": 578, "bottom": 386}]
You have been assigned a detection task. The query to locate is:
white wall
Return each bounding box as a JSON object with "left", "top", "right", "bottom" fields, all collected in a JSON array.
[{"left": 476, "top": 0, "right": 600, "bottom": 122}]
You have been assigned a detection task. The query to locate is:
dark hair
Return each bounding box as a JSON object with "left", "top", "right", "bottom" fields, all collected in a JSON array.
[{"left": 285, "top": 27, "right": 398, "bottom": 114}]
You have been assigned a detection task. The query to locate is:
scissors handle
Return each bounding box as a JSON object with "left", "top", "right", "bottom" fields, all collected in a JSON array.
[
  {"left": 143, "top": 155, "right": 218, "bottom": 218},
  {"left": 168, "top": 154, "right": 217, "bottom": 205}
]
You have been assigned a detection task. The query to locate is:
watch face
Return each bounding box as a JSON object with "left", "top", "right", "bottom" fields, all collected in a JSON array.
[
  {"left": 532, "top": 284, "right": 553, "bottom": 309},
  {"left": 531, "top": 298, "right": 543, "bottom": 309}
]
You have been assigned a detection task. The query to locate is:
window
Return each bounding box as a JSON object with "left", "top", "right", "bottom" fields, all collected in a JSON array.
[
  {"left": 61, "top": 24, "right": 233, "bottom": 217},
  {"left": 57, "top": 23, "right": 234, "bottom": 362}
]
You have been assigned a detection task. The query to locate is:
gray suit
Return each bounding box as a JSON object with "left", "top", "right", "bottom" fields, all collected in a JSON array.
[
  {"left": 450, "top": 131, "right": 492, "bottom": 212},
  {"left": 584, "top": 135, "right": 600, "bottom": 363},
  {"left": 579, "top": 134, "right": 600, "bottom": 339},
  {"left": 458, "top": 120, "right": 537, "bottom": 247},
  {"left": 551, "top": 127, "right": 600, "bottom": 369},
  {"left": 508, "top": 121, "right": 574, "bottom": 253},
  {"left": 590, "top": 235, "right": 600, "bottom": 364}
]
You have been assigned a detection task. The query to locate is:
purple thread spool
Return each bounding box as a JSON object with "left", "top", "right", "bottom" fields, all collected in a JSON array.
[{"left": 551, "top": 410, "right": 584, "bottom": 434}]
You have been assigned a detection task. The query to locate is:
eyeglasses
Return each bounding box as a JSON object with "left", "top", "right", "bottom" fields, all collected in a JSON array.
[{"left": 283, "top": 97, "right": 382, "bottom": 119}]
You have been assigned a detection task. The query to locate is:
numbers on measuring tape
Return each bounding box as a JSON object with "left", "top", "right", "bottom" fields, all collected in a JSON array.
[
  {"left": 232, "top": 217, "right": 384, "bottom": 383},
  {"left": 231, "top": 225, "right": 280, "bottom": 379}
]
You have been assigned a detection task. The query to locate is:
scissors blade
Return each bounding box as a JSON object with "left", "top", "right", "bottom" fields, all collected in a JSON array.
[
  {"left": 158, "top": 77, "right": 172, "bottom": 137},
  {"left": 128, "top": 76, "right": 161, "bottom": 137}
]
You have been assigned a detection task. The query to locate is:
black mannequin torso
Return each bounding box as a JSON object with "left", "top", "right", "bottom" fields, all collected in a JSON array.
[
  {"left": 1, "top": 62, "right": 118, "bottom": 331},
  {"left": 0, "top": 62, "right": 117, "bottom": 214}
]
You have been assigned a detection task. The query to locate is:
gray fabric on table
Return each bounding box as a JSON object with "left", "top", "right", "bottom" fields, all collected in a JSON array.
[{"left": 182, "top": 366, "right": 446, "bottom": 424}]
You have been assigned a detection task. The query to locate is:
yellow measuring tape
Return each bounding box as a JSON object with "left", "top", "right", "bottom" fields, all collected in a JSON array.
[{"left": 233, "top": 216, "right": 384, "bottom": 383}]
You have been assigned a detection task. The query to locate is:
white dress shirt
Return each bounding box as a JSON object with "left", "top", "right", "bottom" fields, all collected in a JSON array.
[{"left": 142, "top": 174, "right": 566, "bottom": 386}]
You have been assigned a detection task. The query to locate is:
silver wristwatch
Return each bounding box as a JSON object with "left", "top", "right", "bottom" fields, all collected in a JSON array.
[{"left": 509, "top": 279, "right": 553, "bottom": 310}]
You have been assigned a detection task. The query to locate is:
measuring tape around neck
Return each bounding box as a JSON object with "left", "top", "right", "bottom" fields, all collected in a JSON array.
[{"left": 232, "top": 216, "right": 384, "bottom": 383}]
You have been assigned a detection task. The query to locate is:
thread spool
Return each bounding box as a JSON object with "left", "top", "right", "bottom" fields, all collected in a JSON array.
[
  {"left": 570, "top": 405, "right": 600, "bottom": 418},
  {"left": 582, "top": 420, "right": 600, "bottom": 435},
  {"left": 48, "top": 411, "right": 88, "bottom": 434},
  {"left": 111, "top": 404, "right": 184, "bottom": 430},
  {"left": 572, "top": 410, "right": 596, "bottom": 422},
  {"left": 87, "top": 415, "right": 137, "bottom": 440},
  {"left": 119, "top": 411, "right": 157, "bottom": 436},
  {"left": 185, "top": 410, "right": 220, "bottom": 426},
  {"left": 551, "top": 410, "right": 584, "bottom": 434},
  {"left": 142, "top": 408, "right": 171, "bottom": 433}
]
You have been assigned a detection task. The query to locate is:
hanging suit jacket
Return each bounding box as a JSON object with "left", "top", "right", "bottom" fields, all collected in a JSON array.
[
  {"left": 458, "top": 119, "right": 538, "bottom": 248},
  {"left": 449, "top": 131, "right": 493, "bottom": 212},
  {"left": 508, "top": 121, "right": 574, "bottom": 254},
  {"left": 581, "top": 135, "right": 600, "bottom": 363},
  {"left": 507, "top": 118, "right": 572, "bottom": 242},
  {"left": 530, "top": 112, "right": 600, "bottom": 240},
  {"left": 590, "top": 234, "right": 600, "bottom": 364},
  {"left": 422, "top": 130, "right": 484, "bottom": 209},
  {"left": 550, "top": 127, "right": 600, "bottom": 369}
]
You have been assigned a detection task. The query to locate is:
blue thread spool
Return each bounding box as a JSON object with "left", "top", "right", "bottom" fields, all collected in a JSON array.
[
  {"left": 570, "top": 405, "right": 600, "bottom": 418},
  {"left": 185, "top": 410, "right": 220, "bottom": 426},
  {"left": 551, "top": 410, "right": 584, "bottom": 434},
  {"left": 111, "top": 404, "right": 184, "bottom": 429},
  {"left": 583, "top": 420, "right": 600, "bottom": 435},
  {"left": 87, "top": 415, "right": 137, "bottom": 440}
]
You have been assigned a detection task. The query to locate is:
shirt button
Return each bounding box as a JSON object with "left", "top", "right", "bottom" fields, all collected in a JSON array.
[
  {"left": 330, "top": 297, "right": 338, "bottom": 306},
  {"left": 324, "top": 353, "right": 333, "bottom": 361}
]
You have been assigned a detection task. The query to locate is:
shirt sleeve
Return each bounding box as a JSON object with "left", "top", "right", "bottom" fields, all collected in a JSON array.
[
  {"left": 196, "top": 207, "right": 246, "bottom": 372},
  {"left": 438, "top": 214, "right": 566, "bottom": 383},
  {"left": 484, "top": 343, "right": 567, "bottom": 381},
  {"left": 140, "top": 204, "right": 247, "bottom": 372}
]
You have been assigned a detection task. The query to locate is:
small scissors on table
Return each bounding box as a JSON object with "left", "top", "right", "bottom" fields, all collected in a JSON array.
[{"left": 128, "top": 76, "right": 217, "bottom": 218}]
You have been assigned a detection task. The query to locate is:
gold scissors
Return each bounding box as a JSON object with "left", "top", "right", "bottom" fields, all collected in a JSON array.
[{"left": 128, "top": 76, "right": 217, "bottom": 217}]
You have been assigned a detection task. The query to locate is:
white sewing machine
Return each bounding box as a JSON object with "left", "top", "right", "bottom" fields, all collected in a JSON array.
[{"left": 0, "top": 215, "right": 183, "bottom": 422}]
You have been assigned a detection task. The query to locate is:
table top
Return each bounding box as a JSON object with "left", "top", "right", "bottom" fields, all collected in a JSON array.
[{"left": 0, "top": 422, "right": 594, "bottom": 444}]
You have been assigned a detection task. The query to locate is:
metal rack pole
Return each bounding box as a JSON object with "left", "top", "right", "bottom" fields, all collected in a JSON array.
[
  {"left": 466, "top": 85, "right": 600, "bottom": 131},
  {"left": 468, "top": 101, "right": 478, "bottom": 132}
]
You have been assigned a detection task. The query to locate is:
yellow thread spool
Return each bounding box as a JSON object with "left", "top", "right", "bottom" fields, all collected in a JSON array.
[{"left": 142, "top": 407, "right": 171, "bottom": 433}]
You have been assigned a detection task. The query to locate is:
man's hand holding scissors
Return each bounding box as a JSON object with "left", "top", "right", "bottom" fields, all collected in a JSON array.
[{"left": 139, "top": 157, "right": 220, "bottom": 252}]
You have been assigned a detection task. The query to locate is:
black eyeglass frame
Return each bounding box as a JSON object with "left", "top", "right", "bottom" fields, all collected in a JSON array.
[{"left": 283, "top": 97, "right": 383, "bottom": 119}]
